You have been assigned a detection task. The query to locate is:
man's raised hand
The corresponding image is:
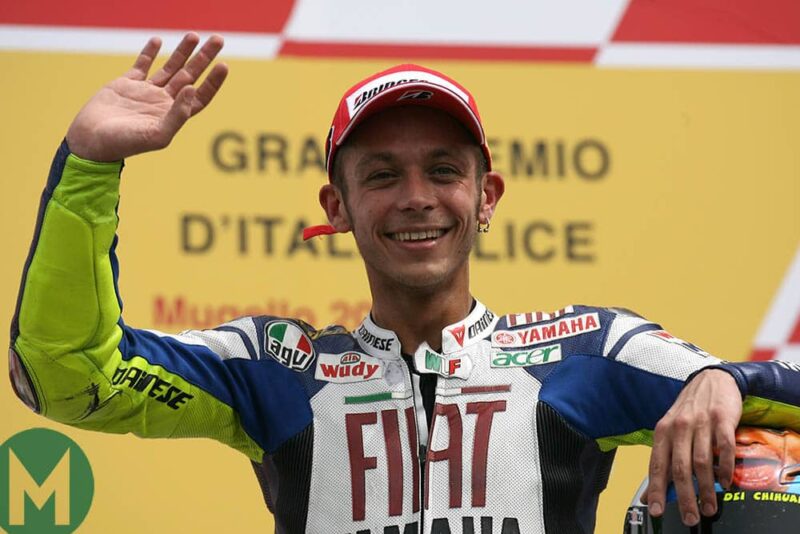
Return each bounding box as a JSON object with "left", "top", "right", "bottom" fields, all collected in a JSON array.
[{"left": 66, "top": 33, "right": 228, "bottom": 162}]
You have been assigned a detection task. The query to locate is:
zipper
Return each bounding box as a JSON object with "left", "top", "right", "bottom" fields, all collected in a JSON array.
[{"left": 404, "top": 356, "right": 429, "bottom": 533}]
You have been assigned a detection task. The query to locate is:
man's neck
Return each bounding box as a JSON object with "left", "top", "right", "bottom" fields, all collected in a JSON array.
[{"left": 368, "top": 273, "right": 473, "bottom": 355}]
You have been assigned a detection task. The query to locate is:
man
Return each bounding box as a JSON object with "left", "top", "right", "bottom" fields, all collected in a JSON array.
[{"left": 9, "top": 33, "right": 800, "bottom": 534}]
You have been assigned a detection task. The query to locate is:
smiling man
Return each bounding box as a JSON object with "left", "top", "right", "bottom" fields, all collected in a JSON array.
[{"left": 9, "top": 34, "right": 800, "bottom": 534}]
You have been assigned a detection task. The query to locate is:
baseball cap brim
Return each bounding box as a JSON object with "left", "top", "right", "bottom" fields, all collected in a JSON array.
[{"left": 331, "top": 81, "right": 488, "bottom": 170}]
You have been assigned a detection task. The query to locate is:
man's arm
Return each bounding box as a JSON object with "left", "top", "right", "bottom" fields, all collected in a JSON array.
[
  {"left": 537, "top": 307, "right": 800, "bottom": 526},
  {"left": 8, "top": 35, "right": 286, "bottom": 462},
  {"left": 646, "top": 360, "right": 800, "bottom": 526}
]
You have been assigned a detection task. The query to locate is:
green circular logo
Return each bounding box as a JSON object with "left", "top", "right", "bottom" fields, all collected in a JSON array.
[{"left": 0, "top": 428, "right": 93, "bottom": 533}]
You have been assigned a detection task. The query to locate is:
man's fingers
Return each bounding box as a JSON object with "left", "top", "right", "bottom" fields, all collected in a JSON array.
[
  {"left": 159, "top": 85, "right": 196, "bottom": 146},
  {"left": 165, "top": 35, "right": 224, "bottom": 98},
  {"left": 692, "top": 425, "right": 717, "bottom": 517},
  {"left": 192, "top": 63, "right": 229, "bottom": 115},
  {"left": 149, "top": 33, "right": 201, "bottom": 87},
  {"left": 646, "top": 422, "right": 672, "bottom": 517},
  {"left": 715, "top": 425, "right": 736, "bottom": 489},
  {"left": 126, "top": 37, "right": 162, "bottom": 80},
  {"left": 671, "top": 418, "right": 700, "bottom": 526}
]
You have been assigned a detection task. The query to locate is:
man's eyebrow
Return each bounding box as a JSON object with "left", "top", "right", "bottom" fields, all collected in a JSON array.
[
  {"left": 354, "top": 152, "right": 396, "bottom": 171},
  {"left": 428, "top": 148, "right": 461, "bottom": 160},
  {"left": 353, "top": 147, "right": 468, "bottom": 172}
]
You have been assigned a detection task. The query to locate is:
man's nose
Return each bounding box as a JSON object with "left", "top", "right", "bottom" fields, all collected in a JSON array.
[{"left": 396, "top": 172, "right": 437, "bottom": 212}]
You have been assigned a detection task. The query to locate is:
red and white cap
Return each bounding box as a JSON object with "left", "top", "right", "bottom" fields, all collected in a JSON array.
[{"left": 304, "top": 64, "right": 492, "bottom": 240}]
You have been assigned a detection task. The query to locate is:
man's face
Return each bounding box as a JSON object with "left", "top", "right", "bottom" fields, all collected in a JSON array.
[
  {"left": 327, "top": 106, "right": 501, "bottom": 292},
  {"left": 732, "top": 427, "right": 800, "bottom": 491}
]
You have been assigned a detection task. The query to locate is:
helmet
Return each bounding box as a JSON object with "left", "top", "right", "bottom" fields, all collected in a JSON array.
[{"left": 623, "top": 427, "right": 800, "bottom": 533}]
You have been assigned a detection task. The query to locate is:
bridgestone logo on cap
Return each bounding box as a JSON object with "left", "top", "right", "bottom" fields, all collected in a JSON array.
[
  {"left": 345, "top": 70, "right": 470, "bottom": 118},
  {"left": 265, "top": 321, "right": 316, "bottom": 371}
]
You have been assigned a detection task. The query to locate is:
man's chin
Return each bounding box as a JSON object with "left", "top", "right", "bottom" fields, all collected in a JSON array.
[
  {"left": 388, "top": 263, "right": 461, "bottom": 292},
  {"left": 364, "top": 254, "right": 467, "bottom": 293},
  {"left": 394, "top": 270, "right": 449, "bottom": 290}
]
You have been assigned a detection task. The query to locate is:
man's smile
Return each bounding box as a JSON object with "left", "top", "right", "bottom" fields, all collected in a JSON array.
[{"left": 387, "top": 228, "right": 449, "bottom": 242}]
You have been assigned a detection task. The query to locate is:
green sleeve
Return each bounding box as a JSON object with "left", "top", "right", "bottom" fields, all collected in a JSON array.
[{"left": 10, "top": 143, "right": 264, "bottom": 462}]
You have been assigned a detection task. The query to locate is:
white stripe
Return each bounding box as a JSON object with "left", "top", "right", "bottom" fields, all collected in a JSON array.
[
  {"left": 285, "top": 0, "right": 627, "bottom": 45},
  {"left": 0, "top": 25, "right": 281, "bottom": 59},
  {"left": 775, "top": 345, "right": 800, "bottom": 364},
  {"left": 754, "top": 246, "right": 800, "bottom": 347},
  {"left": 597, "top": 43, "right": 800, "bottom": 70}
]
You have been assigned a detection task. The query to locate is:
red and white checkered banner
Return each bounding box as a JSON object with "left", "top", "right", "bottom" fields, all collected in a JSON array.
[
  {"left": 2, "top": 0, "right": 800, "bottom": 68},
  {"left": 750, "top": 245, "right": 800, "bottom": 362}
]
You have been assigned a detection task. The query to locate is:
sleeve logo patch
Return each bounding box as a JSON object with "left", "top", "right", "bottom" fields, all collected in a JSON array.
[
  {"left": 315, "top": 352, "right": 384, "bottom": 383},
  {"left": 265, "top": 321, "right": 316, "bottom": 371},
  {"left": 491, "top": 344, "right": 562, "bottom": 368},
  {"left": 648, "top": 330, "right": 711, "bottom": 358},
  {"left": 492, "top": 312, "right": 601, "bottom": 348},
  {"left": 112, "top": 364, "right": 193, "bottom": 409}
]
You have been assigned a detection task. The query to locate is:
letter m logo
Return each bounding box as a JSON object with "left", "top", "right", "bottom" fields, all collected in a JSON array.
[{"left": 8, "top": 448, "right": 71, "bottom": 525}]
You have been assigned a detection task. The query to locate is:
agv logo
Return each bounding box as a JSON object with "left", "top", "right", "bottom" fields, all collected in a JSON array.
[{"left": 265, "top": 321, "right": 316, "bottom": 371}]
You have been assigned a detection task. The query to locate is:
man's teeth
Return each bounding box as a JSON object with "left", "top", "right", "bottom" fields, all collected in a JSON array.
[{"left": 392, "top": 229, "right": 445, "bottom": 242}]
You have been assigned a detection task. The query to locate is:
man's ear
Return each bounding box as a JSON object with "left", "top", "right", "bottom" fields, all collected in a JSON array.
[
  {"left": 479, "top": 171, "right": 505, "bottom": 224},
  {"left": 319, "top": 184, "right": 352, "bottom": 232}
]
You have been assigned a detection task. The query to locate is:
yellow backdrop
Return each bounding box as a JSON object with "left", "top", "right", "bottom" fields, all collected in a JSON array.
[{"left": 2, "top": 51, "right": 799, "bottom": 532}]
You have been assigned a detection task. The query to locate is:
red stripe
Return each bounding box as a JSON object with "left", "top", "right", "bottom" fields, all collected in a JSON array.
[
  {"left": 381, "top": 410, "right": 403, "bottom": 517},
  {"left": 0, "top": 0, "right": 295, "bottom": 33},
  {"left": 461, "top": 385, "right": 511, "bottom": 395},
  {"left": 280, "top": 41, "right": 596, "bottom": 63},
  {"left": 613, "top": 0, "right": 800, "bottom": 45},
  {"left": 404, "top": 407, "right": 420, "bottom": 513},
  {"left": 749, "top": 348, "right": 777, "bottom": 361},
  {"left": 789, "top": 314, "right": 800, "bottom": 343},
  {"left": 345, "top": 412, "right": 378, "bottom": 522},
  {"left": 466, "top": 400, "right": 506, "bottom": 507}
]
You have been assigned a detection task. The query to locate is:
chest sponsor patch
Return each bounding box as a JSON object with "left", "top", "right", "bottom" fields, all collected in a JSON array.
[
  {"left": 415, "top": 348, "right": 473, "bottom": 379},
  {"left": 491, "top": 344, "right": 562, "bottom": 368},
  {"left": 492, "top": 312, "right": 601, "bottom": 348},
  {"left": 265, "top": 320, "right": 316, "bottom": 371},
  {"left": 315, "top": 351, "right": 384, "bottom": 383}
]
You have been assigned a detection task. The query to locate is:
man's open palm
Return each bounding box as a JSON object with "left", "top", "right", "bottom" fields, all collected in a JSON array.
[{"left": 66, "top": 33, "right": 228, "bottom": 162}]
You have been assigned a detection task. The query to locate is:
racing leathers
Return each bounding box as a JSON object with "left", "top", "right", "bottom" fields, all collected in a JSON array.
[{"left": 10, "top": 142, "right": 800, "bottom": 534}]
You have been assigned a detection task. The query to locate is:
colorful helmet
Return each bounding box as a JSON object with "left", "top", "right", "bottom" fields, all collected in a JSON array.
[{"left": 623, "top": 427, "right": 800, "bottom": 533}]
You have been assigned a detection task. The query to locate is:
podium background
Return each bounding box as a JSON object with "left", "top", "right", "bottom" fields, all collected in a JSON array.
[{"left": 2, "top": 1, "right": 799, "bottom": 532}]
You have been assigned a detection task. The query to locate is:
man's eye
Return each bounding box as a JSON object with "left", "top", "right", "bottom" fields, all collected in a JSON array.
[
  {"left": 432, "top": 166, "right": 458, "bottom": 176},
  {"left": 366, "top": 170, "right": 396, "bottom": 181}
]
